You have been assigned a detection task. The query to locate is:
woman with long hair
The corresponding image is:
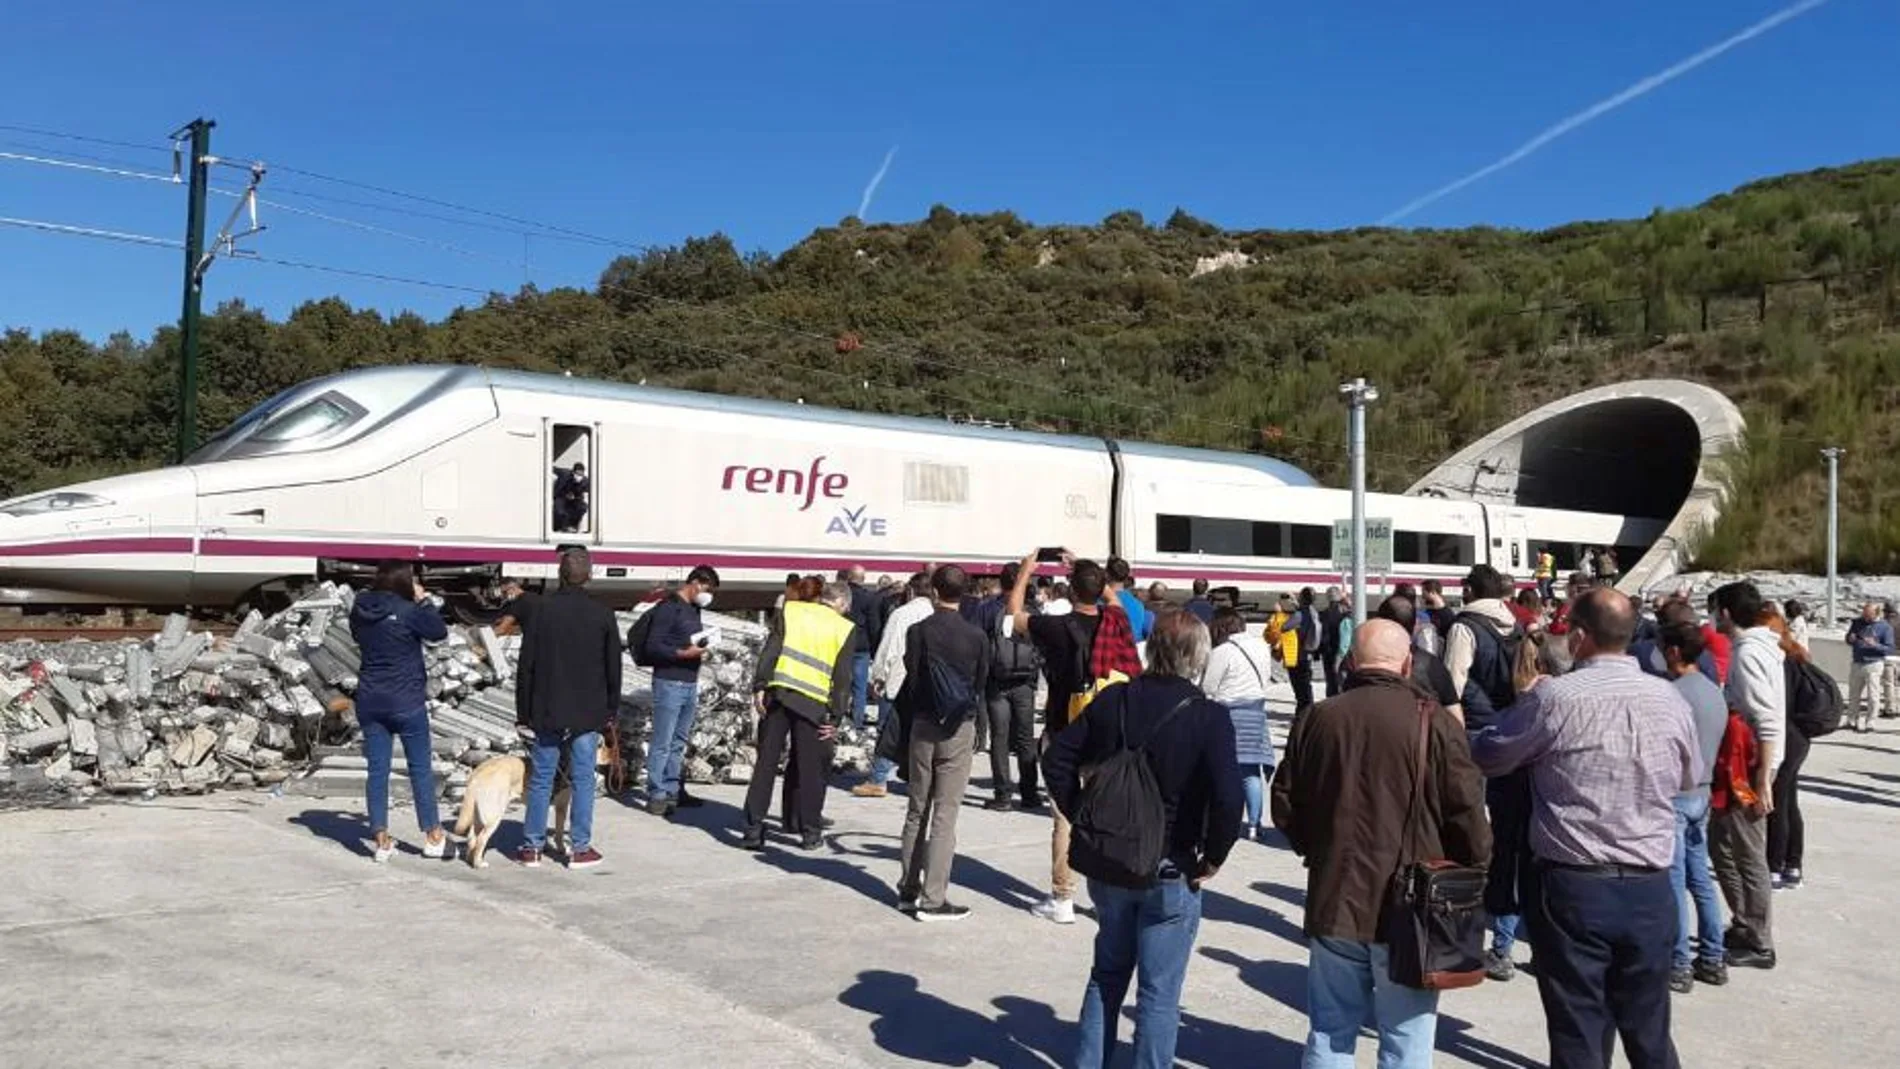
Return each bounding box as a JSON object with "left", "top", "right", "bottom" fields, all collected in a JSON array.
[
  {"left": 1760, "top": 605, "right": 1812, "bottom": 888},
  {"left": 1201, "top": 608, "right": 1276, "bottom": 840},
  {"left": 348, "top": 561, "right": 451, "bottom": 863}
]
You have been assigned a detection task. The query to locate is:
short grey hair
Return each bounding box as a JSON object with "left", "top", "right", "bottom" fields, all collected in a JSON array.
[
  {"left": 1145, "top": 608, "right": 1210, "bottom": 681},
  {"left": 821, "top": 580, "right": 854, "bottom": 613}
]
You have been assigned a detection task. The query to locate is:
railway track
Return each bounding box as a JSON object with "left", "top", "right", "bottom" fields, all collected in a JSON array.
[{"left": 0, "top": 621, "right": 234, "bottom": 642}]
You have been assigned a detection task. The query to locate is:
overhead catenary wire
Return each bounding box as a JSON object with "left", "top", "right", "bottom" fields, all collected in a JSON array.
[
  {"left": 0, "top": 122, "right": 172, "bottom": 156},
  {"left": 210, "top": 188, "right": 528, "bottom": 268},
  {"left": 0, "top": 214, "right": 181, "bottom": 249},
  {"left": 0, "top": 149, "right": 178, "bottom": 185}
]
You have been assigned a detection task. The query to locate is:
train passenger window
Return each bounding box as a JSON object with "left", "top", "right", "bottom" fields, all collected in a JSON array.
[
  {"left": 1428, "top": 533, "right": 1476, "bottom": 567},
  {"left": 1287, "top": 523, "right": 1330, "bottom": 559},
  {"left": 1156, "top": 513, "right": 1327, "bottom": 559},
  {"left": 1394, "top": 531, "right": 1426, "bottom": 565},
  {"left": 253, "top": 396, "right": 358, "bottom": 442}
]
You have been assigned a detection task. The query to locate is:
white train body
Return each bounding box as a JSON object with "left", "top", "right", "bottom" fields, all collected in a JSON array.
[{"left": 0, "top": 366, "right": 1662, "bottom": 608}]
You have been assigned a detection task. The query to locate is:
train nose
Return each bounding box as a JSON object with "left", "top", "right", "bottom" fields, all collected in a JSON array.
[{"left": 0, "top": 468, "right": 198, "bottom": 605}]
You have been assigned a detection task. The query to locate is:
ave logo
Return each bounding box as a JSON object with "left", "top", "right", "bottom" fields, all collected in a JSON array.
[{"left": 827, "top": 504, "right": 888, "bottom": 538}]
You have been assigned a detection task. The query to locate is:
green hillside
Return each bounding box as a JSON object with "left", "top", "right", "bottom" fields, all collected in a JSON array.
[{"left": 5, "top": 159, "right": 1900, "bottom": 571}]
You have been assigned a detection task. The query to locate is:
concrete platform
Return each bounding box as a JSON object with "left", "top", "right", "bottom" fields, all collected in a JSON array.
[{"left": 4, "top": 707, "right": 1899, "bottom": 1068}]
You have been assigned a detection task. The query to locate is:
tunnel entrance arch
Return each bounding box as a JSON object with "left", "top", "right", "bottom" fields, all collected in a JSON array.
[{"left": 1407, "top": 380, "right": 1744, "bottom": 592}]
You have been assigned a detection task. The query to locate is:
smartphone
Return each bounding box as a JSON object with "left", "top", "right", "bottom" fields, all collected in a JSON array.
[{"left": 1036, "top": 547, "right": 1067, "bottom": 563}]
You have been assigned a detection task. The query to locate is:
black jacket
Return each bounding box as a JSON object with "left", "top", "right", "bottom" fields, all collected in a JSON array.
[
  {"left": 1318, "top": 604, "right": 1347, "bottom": 658},
  {"left": 1042, "top": 675, "right": 1245, "bottom": 874},
  {"left": 515, "top": 586, "right": 624, "bottom": 734},
  {"left": 897, "top": 606, "right": 992, "bottom": 731},
  {"left": 642, "top": 596, "right": 704, "bottom": 683},
  {"left": 754, "top": 620, "right": 861, "bottom": 726},
  {"left": 848, "top": 583, "right": 887, "bottom": 653}
]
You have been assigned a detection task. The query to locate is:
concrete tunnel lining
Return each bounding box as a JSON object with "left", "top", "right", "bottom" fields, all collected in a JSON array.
[{"left": 1406, "top": 380, "right": 1746, "bottom": 592}]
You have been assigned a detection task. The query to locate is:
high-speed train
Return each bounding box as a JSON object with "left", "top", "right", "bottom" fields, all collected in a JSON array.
[{"left": 0, "top": 365, "right": 1663, "bottom": 614}]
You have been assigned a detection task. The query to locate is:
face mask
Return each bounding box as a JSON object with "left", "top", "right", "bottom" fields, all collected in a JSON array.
[{"left": 694, "top": 591, "right": 714, "bottom": 608}]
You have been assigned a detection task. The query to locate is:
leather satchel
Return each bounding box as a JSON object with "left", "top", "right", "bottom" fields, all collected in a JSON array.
[{"left": 1382, "top": 699, "right": 1489, "bottom": 990}]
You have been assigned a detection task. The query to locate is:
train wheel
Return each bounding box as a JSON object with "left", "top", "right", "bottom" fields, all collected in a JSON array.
[{"left": 445, "top": 592, "right": 504, "bottom": 627}]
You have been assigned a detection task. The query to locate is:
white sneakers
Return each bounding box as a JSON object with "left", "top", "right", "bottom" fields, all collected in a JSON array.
[
  {"left": 1031, "top": 896, "right": 1077, "bottom": 925},
  {"left": 371, "top": 834, "right": 453, "bottom": 863}
]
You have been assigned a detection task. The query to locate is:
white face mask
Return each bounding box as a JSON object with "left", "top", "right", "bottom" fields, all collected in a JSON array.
[{"left": 694, "top": 591, "right": 714, "bottom": 608}]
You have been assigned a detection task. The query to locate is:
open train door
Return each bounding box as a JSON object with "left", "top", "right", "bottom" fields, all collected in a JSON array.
[
  {"left": 1500, "top": 511, "right": 1530, "bottom": 585},
  {"left": 544, "top": 420, "right": 601, "bottom": 546}
]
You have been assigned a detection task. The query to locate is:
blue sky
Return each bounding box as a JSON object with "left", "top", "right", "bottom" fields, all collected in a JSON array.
[{"left": 0, "top": 0, "right": 1889, "bottom": 339}]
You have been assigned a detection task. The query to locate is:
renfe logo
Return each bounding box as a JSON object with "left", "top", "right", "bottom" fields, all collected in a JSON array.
[{"left": 721, "top": 456, "right": 849, "bottom": 512}]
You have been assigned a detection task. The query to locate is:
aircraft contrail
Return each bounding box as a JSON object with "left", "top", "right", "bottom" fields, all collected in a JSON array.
[
  {"left": 857, "top": 145, "right": 899, "bottom": 220},
  {"left": 1381, "top": 0, "right": 1828, "bottom": 225}
]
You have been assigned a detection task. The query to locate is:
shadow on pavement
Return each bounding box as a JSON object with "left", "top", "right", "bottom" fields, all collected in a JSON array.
[
  {"left": 1200, "top": 886, "right": 1307, "bottom": 949},
  {"left": 286, "top": 808, "right": 374, "bottom": 858},
  {"left": 1800, "top": 776, "right": 1900, "bottom": 809},
  {"left": 839, "top": 969, "right": 1057, "bottom": 1067}
]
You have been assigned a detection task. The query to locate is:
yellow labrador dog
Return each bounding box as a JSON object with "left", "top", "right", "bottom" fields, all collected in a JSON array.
[{"left": 454, "top": 753, "right": 572, "bottom": 868}]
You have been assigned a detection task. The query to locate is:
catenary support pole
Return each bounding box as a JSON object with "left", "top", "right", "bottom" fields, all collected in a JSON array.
[
  {"left": 172, "top": 118, "right": 214, "bottom": 462},
  {"left": 1823, "top": 446, "right": 1843, "bottom": 627},
  {"left": 1340, "top": 378, "right": 1379, "bottom": 627}
]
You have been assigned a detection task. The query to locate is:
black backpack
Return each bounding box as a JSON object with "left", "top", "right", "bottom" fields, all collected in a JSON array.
[
  {"left": 924, "top": 651, "right": 981, "bottom": 730},
  {"left": 992, "top": 630, "right": 1044, "bottom": 687},
  {"left": 1787, "top": 658, "right": 1843, "bottom": 739},
  {"left": 626, "top": 607, "right": 659, "bottom": 667},
  {"left": 1456, "top": 612, "right": 1524, "bottom": 729},
  {"left": 1067, "top": 684, "right": 1194, "bottom": 890}
]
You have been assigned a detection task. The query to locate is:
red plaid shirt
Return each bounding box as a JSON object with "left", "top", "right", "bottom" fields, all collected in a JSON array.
[{"left": 1090, "top": 605, "right": 1144, "bottom": 681}]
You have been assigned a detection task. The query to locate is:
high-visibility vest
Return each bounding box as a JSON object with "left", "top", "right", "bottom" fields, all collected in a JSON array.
[
  {"left": 770, "top": 601, "right": 855, "bottom": 705},
  {"left": 1534, "top": 553, "right": 1554, "bottom": 580}
]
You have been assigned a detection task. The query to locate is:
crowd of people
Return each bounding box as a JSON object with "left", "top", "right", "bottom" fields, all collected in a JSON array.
[{"left": 347, "top": 547, "right": 1859, "bottom": 1069}]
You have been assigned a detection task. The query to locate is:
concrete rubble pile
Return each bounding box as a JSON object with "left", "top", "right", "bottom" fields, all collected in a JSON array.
[{"left": 2, "top": 587, "right": 871, "bottom": 804}]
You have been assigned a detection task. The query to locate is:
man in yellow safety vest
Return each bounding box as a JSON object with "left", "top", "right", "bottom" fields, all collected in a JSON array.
[
  {"left": 740, "top": 580, "right": 860, "bottom": 851},
  {"left": 1535, "top": 548, "right": 1557, "bottom": 602}
]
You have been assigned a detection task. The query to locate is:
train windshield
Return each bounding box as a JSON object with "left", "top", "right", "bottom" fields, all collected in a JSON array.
[
  {"left": 184, "top": 386, "right": 302, "bottom": 463},
  {"left": 180, "top": 366, "right": 476, "bottom": 464}
]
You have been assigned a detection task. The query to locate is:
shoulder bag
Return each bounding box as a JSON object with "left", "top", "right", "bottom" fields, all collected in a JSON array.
[{"left": 1382, "top": 699, "right": 1489, "bottom": 990}]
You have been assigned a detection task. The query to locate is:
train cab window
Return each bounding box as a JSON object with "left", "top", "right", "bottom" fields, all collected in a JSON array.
[
  {"left": 550, "top": 424, "right": 594, "bottom": 536},
  {"left": 252, "top": 394, "right": 362, "bottom": 443}
]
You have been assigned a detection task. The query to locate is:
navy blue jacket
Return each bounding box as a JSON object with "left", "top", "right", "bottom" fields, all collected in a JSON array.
[
  {"left": 1849, "top": 618, "right": 1896, "bottom": 664},
  {"left": 643, "top": 596, "right": 705, "bottom": 683},
  {"left": 349, "top": 590, "right": 448, "bottom": 717},
  {"left": 1042, "top": 674, "right": 1244, "bottom": 873}
]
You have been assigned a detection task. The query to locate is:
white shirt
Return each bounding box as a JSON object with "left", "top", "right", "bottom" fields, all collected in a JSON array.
[
  {"left": 870, "top": 596, "right": 936, "bottom": 698},
  {"left": 1201, "top": 634, "right": 1274, "bottom": 704},
  {"left": 1041, "top": 598, "right": 1072, "bottom": 617},
  {"left": 1787, "top": 616, "right": 1811, "bottom": 652},
  {"left": 1727, "top": 626, "right": 1788, "bottom": 776}
]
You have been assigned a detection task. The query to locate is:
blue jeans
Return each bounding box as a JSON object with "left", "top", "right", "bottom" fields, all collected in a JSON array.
[
  {"left": 1240, "top": 763, "right": 1270, "bottom": 830},
  {"left": 1076, "top": 874, "right": 1203, "bottom": 1069},
  {"left": 646, "top": 678, "right": 699, "bottom": 800},
  {"left": 1492, "top": 913, "right": 1520, "bottom": 958},
  {"left": 1672, "top": 793, "right": 1725, "bottom": 969},
  {"left": 851, "top": 652, "right": 871, "bottom": 730},
  {"left": 1303, "top": 938, "right": 1438, "bottom": 1069},
  {"left": 870, "top": 697, "right": 897, "bottom": 786},
  {"left": 359, "top": 705, "right": 438, "bottom": 834},
  {"left": 525, "top": 729, "right": 598, "bottom": 852}
]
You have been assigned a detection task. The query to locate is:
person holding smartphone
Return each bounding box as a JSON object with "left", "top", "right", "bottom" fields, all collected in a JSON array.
[{"left": 349, "top": 561, "right": 452, "bottom": 864}]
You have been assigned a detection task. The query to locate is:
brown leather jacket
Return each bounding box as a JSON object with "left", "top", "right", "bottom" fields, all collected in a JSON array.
[{"left": 1271, "top": 669, "right": 1491, "bottom": 942}]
